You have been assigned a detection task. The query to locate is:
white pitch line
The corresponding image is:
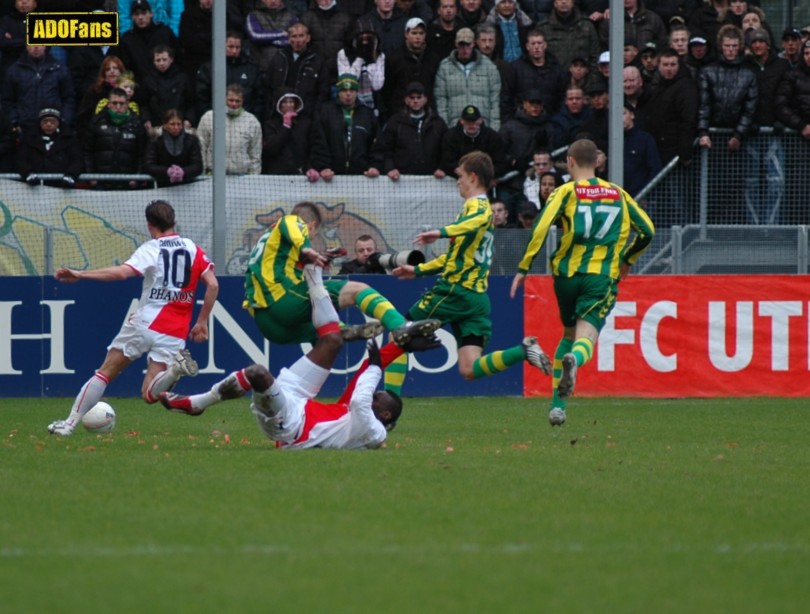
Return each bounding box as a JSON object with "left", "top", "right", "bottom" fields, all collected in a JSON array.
[{"left": 0, "top": 542, "right": 806, "bottom": 558}]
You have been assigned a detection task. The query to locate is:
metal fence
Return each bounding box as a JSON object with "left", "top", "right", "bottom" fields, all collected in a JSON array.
[{"left": 535, "top": 128, "right": 810, "bottom": 275}]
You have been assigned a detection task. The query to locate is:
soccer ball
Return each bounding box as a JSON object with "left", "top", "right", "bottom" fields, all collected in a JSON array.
[{"left": 81, "top": 402, "right": 116, "bottom": 433}]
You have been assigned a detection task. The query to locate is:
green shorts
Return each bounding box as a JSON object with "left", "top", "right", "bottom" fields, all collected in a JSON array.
[
  {"left": 251, "top": 278, "right": 346, "bottom": 344},
  {"left": 553, "top": 273, "right": 618, "bottom": 332},
  {"left": 407, "top": 280, "right": 492, "bottom": 346}
]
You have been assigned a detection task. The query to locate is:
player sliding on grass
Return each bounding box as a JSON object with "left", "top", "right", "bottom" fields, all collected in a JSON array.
[
  {"left": 389, "top": 150, "right": 552, "bottom": 393},
  {"left": 48, "top": 200, "right": 219, "bottom": 436},
  {"left": 510, "top": 139, "right": 655, "bottom": 426},
  {"left": 162, "top": 263, "right": 439, "bottom": 449},
  {"left": 244, "top": 200, "right": 440, "bottom": 347}
]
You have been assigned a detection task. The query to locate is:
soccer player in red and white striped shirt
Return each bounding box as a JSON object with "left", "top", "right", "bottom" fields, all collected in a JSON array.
[{"left": 47, "top": 200, "right": 219, "bottom": 436}]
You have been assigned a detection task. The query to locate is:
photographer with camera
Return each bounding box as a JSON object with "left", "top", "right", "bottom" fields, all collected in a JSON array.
[
  {"left": 339, "top": 235, "right": 426, "bottom": 275},
  {"left": 338, "top": 235, "right": 387, "bottom": 275}
]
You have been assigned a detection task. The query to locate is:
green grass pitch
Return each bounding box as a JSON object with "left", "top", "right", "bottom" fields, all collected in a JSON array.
[{"left": 2, "top": 396, "right": 809, "bottom": 613}]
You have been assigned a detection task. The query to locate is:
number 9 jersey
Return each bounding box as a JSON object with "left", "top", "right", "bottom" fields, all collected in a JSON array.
[{"left": 125, "top": 234, "right": 214, "bottom": 339}]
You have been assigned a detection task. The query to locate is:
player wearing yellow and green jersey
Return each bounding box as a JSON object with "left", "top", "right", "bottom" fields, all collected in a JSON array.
[
  {"left": 511, "top": 139, "right": 655, "bottom": 426},
  {"left": 388, "top": 151, "right": 551, "bottom": 392},
  {"left": 243, "top": 201, "right": 439, "bottom": 345}
]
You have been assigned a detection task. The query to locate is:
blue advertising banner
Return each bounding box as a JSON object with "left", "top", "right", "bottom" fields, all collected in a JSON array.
[{"left": 0, "top": 276, "right": 524, "bottom": 398}]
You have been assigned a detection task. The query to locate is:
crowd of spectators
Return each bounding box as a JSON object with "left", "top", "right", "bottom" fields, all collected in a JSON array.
[{"left": 0, "top": 0, "right": 808, "bottom": 226}]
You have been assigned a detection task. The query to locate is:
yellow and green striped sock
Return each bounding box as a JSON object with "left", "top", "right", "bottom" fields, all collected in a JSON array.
[
  {"left": 356, "top": 288, "right": 406, "bottom": 331},
  {"left": 551, "top": 338, "right": 574, "bottom": 408},
  {"left": 572, "top": 337, "right": 594, "bottom": 367},
  {"left": 471, "top": 344, "right": 525, "bottom": 379},
  {"left": 384, "top": 352, "right": 408, "bottom": 395}
]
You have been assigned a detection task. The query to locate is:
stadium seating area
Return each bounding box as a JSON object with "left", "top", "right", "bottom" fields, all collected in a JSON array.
[{"left": 0, "top": 0, "right": 808, "bottom": 228}]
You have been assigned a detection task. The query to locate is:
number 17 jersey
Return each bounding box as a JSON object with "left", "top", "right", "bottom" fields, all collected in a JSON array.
[
  {"left": 518, "top": 178, "right": 655, "bottom": 279},
  {"left": 124, "top": 234, "right": 213, "bottom": 339}
]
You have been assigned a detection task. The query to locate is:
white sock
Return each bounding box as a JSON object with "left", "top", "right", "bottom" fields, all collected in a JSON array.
[
  {"left": 65, "top": 372, "right": 109, "bottom": 428},
  {"left": 304, "top": 264, "right": 339, "bottom": 329},
  {"left": 146, "top": 368, "right": 181, "bottom": 402}
]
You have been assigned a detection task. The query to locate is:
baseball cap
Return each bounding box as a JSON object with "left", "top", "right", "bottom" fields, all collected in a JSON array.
[
  {"left": 624, "top": 35, "right": 638, "bottom": 48},
  {"left": 623, "top": 99, "right": 636, "bottom": 113},
  {"left": 640, "top": 41, "right": 658, "bottom": 55},
  {"left": 461, "top": 105, "right": 481, "bottom": 121},
  {"left": 405, "top": 81, "right": 425, "bottom": 96},
  {"left": 523, "top": 89, "right": 544, "bottom": 104},
  {"left": 598, "top": 51, "right": 610, "bottom": 64},
  {"left": 336, "top": 73, "right": 359, "bottom": 91},
  {"left": 456, "top": 28, "right": 475, "bottom": 45},
  {"left": 405, "top": 17, "right": 425, "bottom": 32},
  {"left": 688, "top": 36, "right": 707, "bottom": 46},
  {"left": 570, "top": 56, "right": 588, "bottom": 66},
  {"left": 782, "top": 27, "right": 801, "bottom": 40},
  {"left": 131, "top": 0, "right": 152, "bottom": 14},
  {"left": 801, "top": 25, "right": 810, "bottom": 36},
  {"left": 39, "top": 107, "right": 61, "bottom": 120}
]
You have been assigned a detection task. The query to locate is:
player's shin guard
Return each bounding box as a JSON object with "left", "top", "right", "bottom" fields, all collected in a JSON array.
[
  {"left": 551, "top": 338, "right": 574, "bottom": 409},
  {"left": 471, "top": 345, "right": 525, "bottom": 379},
  {"left": 384, "top": 351, "right": 408, "bottom": 395},
  {"left": 356, "top": 288, "right": 406, "bottom": 331},
  {"left": 65, "top": 371, "right": 110, "bottom": 428},
  {"left": 571, "top": 338, "right": 594, "bottom": 367}
]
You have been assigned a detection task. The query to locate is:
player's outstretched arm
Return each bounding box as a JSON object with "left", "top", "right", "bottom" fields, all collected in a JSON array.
[
  {"left": 55, "top": 264, "right": 136, "bottom": 283},
  {"left": 189, "top": 268, "right": 219, "bottom": 343},
  {"left": 414, "top": 229, "right": 441, "bottom": 246},
  {"left": 392, "top": 264, "right": 416, "bottom": 279}
]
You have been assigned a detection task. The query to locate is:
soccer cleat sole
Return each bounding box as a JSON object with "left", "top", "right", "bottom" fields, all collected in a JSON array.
[
  {"left": 341, "top": 321, "right": 384, "bottom": 342},
  {"left": 391, "top": 319, "right": 442, "bottom": 346},
  {"left": 523, "top": 336, "right": 552, "bottom": 375},
  {"left": 558, "top": 353, "right": 577, "bottom": 399},
  {"left": 174, "top": 349, "right": 199, "bottom": 377}
]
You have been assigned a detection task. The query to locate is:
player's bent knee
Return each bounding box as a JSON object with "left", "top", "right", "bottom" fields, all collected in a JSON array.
[
  {"left": 338, "top": 281, "right": 369, "bottom": 307},
  {"left": 244, "top": 364, "right": 273, "bottom": 392},
  {"left": 320, "top": 332, "right": 344, "bottom": 354}
]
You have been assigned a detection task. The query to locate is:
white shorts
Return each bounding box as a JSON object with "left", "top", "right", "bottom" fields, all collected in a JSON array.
[
  {"left": 108, "top": 315, "right": 184, "bottom": 365},
  {"left": 251, "top": 355, "right": 330, "bottom": 443}
]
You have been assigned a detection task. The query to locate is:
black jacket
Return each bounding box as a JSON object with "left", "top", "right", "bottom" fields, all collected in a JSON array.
[
  {"left": 499, "top": 109, "right": 553, "bottom": 176},
  {"left": 266, "top": 47, "right": 329, "bottom": 118},
  {"left": 1, "top": 53, "right": 76, "bottom": 132},
  {"left": 775, "top": 60, "right": 810, "bottom": 133},
  {"left": 83, "top": 110, "right": 146, "bottom": 173},
  {"left": 639, "top": 65, "right": 698, "bottom": 163},
  {"left": 310, "top": 101, "right": 377, "bottom": 174},
  {"left": 370, "top": 108, "right": 447, "bottom": 174},
  {"left": 698, "top": 55, "right": 758, "bottom": 140},
  {"left": 439, "top": 123, "right": 510, "bottom": 178},
  {"left": 382, "top": 46, "right": 441, "bottom": 115},
  {"left": 120, "top": 21, "right": 179, "bottom": 82},
  {"left": 503, "top": 51, "right": 567, "bottom": 116},
  {"left": 743, "top": 53, "right": 791, "bottom": 129},
  {"left": 143, "top": 130, "right": 203, "bottom": 186},
  {"left": 141, "top": 64, "right": 197, "bottom": 126},
  {"left": 18, "top": 127, "right": 83, "bottom": 179},
  {"left": 263, "top": 91, "right": 313, "bottom": 174}
]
